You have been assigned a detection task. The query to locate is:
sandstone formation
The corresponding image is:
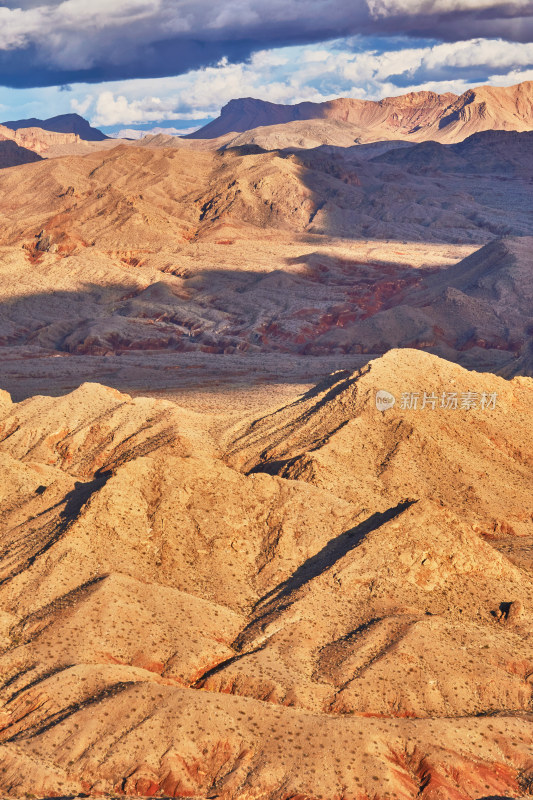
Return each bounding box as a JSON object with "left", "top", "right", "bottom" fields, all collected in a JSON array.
[{"left": 0, "top": 122, "right": 115, "bottom": 160}]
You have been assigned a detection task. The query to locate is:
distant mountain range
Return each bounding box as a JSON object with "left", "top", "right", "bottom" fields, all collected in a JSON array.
[
  {"left": 0, "top": 81, "right": 531, "bottom": 165},
  {"left": 1, "top": 112, "right": 108, "bottom": 142},
  {"left": 187, "top": 80, "right": 533, "bottom": 146}
]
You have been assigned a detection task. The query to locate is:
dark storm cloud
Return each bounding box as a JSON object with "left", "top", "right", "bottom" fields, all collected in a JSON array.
[{"left": 0, "top": 0, "right": 531, "bottom": 89}]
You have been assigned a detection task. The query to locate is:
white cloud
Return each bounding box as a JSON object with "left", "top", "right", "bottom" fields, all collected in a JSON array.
[
  {"left": 423, "top": 39, "right": 533, "bottom": 71},
  {"left": 0, "top": 0, "right": 532, "bottom": 93},
  {"left": 302, "top": 50, "right": 334, "bottom": 63},
  {"left": 486, "top": 66, "right": 533, "bottom": 84},
  {"left": 57, "top": 0, "right": 160, "bottom": 27},
  {"left": 365, "top": 77, "right": 474, "bottom": 99},
  {"left": 81, "top": 35, "right": 533, "bottom": 127},
  {"left": 0, "top": 6, "right": 49, "bottom": 50},
  {"left": 250, "top": 50, "right": 289, "bottom": 68},
  {"left": 92, "top": 90, "right": 206, "bottom": 125},
  {"left": 208, "top": 3, "right": 262, "bottom": 30},
  {"left": 0, "top": 0, "right": 160, "bottom": 53},
  {"left": 0, "top": 32, "right": 531, "bottom": 130},
  {"left": 71, "top": 93, "right": 94, "bottom": 116}
]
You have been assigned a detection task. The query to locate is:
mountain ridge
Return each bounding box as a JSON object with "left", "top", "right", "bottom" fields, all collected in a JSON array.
[
  {"left": 1, "top": 112, "right": 108, "bottom": 142},
  {"left": 187, "top": 80, "right": 533, "bottom": 145}
]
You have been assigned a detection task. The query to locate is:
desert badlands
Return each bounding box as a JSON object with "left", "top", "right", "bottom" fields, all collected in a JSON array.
[{"left": 0, "top": 79, "right": 532, "bottom": 800}]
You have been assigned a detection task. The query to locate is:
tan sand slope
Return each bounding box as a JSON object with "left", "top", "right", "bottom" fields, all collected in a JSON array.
[{"left": 0, "top": 349, "right": 532, "bottom": 799}]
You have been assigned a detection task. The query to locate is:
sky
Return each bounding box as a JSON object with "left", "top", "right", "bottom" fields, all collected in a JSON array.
[{"left": 0, "top": 0, "right": 531, "bottom": 136}]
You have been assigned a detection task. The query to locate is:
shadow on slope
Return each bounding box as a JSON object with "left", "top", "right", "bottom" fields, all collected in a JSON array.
[
  {"left": 0, "top": 236, "right": 532, "bottom": 405},
  {"left": 0, "top": 470, "right": 111, "bottom": 587},
  {"left": 0, "top": 140, "right": 43, "bottom": 169},
  {"left": 217, "top": 131, "right": 533, "bottom": 243},
  {"left": 254, "top": 498, "right": 417, "bottom": 609}
]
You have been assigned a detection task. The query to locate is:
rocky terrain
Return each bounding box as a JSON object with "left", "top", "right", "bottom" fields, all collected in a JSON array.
[
  {"left": 308, "top": 236, "right": 533, "bottom": 376},
  {"left": 0, "top": 349, "right": 531, "bottom": 800},
  {"left": 0, "top": 117, "right": 116, "bottom": 166},
  {"left": 0, "top": 126, "right": 531, "bottom": 396},
  {"left": 1, "top": 80, "right": 532, "bottom": 170},
  {"left": 4, "top": 79, "right": 530, "bottom": 170},
  {"left": 0, "top": 79, "right": 532, "bottom": 800},
  {"left": 189, "top": 81, "right": 533, "bottom": 146}
]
